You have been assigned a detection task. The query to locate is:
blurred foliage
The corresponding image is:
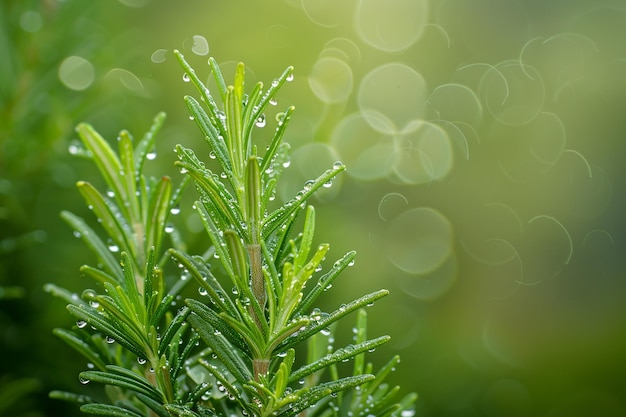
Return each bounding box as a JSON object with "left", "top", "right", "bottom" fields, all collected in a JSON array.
[{"left": 2, "top": 0, "right": 626, "bottom": 416}]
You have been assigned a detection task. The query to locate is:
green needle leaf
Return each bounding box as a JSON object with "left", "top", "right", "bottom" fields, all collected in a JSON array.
[{"left": 80, "top": 403, "right": 143, "bottom": 417}]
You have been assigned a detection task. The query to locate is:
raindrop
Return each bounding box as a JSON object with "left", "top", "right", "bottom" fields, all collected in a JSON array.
[
  {"left": 72, "top": 231, "right": 81, "bottom": 238},
  {"left": 198, "top": 287, "right": 208, "bottom": 296},
  {"left": 79, "top": 376, "right": 90, "bottom": 385},
  {"left": 170, "top": 206, "right": 181, "bottom": 215},
  {"left": 255, "top": 114, "right": 267, "bottom": 127},
  {"left": 182, "top": 73, "right": 191, "bottom": 82},
  {"left": 105, "top": 336, "right": 115, "bottom": 344},
  {"left": 209, "top": 151, "right": 216, "bottom": 159},
  {"left": 286, "top": 73, "right": 294, "bottom": 82},
  {"left": 137, "top": 357, "right": 147, "bottom": 365},
  {"left": 108, "top": 243, "right": 119, "bottom": 252},
  {"left": 269, "top": 98, "right": 278, "bottom": 106},
  {"left": 321, "top": 328, "right": 331, "bottom": 336},
  {"left": 146, "top": 151, "right": 157, "bottom": 160},
  {"left": 76, "top": 320, "right": 87, "bottom": 329}
]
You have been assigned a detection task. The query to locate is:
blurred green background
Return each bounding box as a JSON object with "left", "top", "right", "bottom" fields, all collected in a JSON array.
[{"left": 2, "top": 0, "right": 626, "bottom": 416}]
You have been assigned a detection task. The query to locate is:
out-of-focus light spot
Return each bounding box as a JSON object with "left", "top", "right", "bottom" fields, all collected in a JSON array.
[
  {"left": 266, "top": 25, "right": 291, "bottom": 48},
  {"left": 118, "top": 0, "right": 151, "bottom": 7},
  {"left": 191, "top": 35, "right": 209, "bottom": 56},
  {"left": 330, "top": 112, "right": 394, "bottom": 180},
  {"left": 392, "top": 120, "right": 454, "bottom": 184},
  {"left": 355, "top": 0, "right": 429, "bottom": 52},
  {"left": 277, "top": 143, "right": 341, "bottom": 202},
  {"left": 320, "top": 37, "right": 362, "bottom": 63},
  {"left": 425, "top": 83, "right": 483, "bottom": 126},
  {"left": 58, "top": 56, "right": 95, "bottom": 91},
  {"left": 301, "top": 0, "right": 344, "bottom": 27},
  {"left": 151, "top": 49, "right": 168, "bottom": 63},
  {"left": 358, "top": 63, "right": 428, "bottom": 133},
  {"left": 398, "top": 254, "right": 457, "bottom": 300},
  {"left": 20, "top": 10, "right": 42, "bottom": 33},
  {"left": 385, "top": 207, "right": 454, "bottom": 275},
  {"left": 480, "top": 60, "right": 545, "bottom": 126},
  {"left": 308, "top": 57, "right": 353, "bottom": 103},
  {"left": 436, "top": 0, "right": 530, "bottom": 58},
  {"left": 482, "top": 321, "right": 520, "bottom": 367},
  {"left": 105, "top": 68, "right": 144, "bottom": 92},
  {"left": 378, "top": 192, "right": 409, "bottom": 222}
]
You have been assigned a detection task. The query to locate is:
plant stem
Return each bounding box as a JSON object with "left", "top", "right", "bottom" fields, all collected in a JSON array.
[{"left": 247, "top": 243, "right": 266, "bottom": 326}]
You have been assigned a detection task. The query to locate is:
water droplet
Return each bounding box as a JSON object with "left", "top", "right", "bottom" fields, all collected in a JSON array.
[
  {"left": 182, "top": 73, "right": 191, "bottom": 82},
  {"left": 180, "top": 167, "right": 188, "bottom": 174},
  {"left": 137, "top": 357, "right": 147, "bottom": 365},
  {"left": 79, "top": 376, "right": 90, "bottom": 385},
  {"left": 68, "top": 141, "right": 84, "bottom": 155},
  {"left": 72, "top": 231, "right": 81, "bottom": 238},
  {"left": 333, "top": 161, "right": 344, "bottom": 170},
  {"left": 321, "top": 328, "right": 331, "bottom": 336},
  {"left": 189, "top": 115, "right": 195, "bottom": 121},
  {"left": 198, "top": 287, "right": 208, "bottom": 296},
  {"left": 323, "top": 179, "right": 333, "bottom": 188},
  {"left": 348, "top": 260, "right": 355, "bottom": 266},
  {"left": 286, "top": 73, "right": 294, "bottom": 82},
  {"left": 170, "top": 206, "right": 181, "bottom": 215},
  {"left": 105, "top": 336, "right": 115, "bottom": 344},
  {"left": 282, "top": 160, "right": 291, "bottom": 168},
  {"left": 146, "top": 151, "right": 157, "bottom": 160},
  {"left": 76, "top": 320, "right": 87, "bottom": 328},
  {"left": 209, "top": 151, "right": 216, "bottom": 159},
  {"left": 255, "top": 114, "right": 266, "bottom": 127},
  {"left": 106, "top": 190, "right": 115, "bottom": 198},
  {"left": 108, "top": 243, "right": 119, "bottom": 252},
  {"left": 269, "top": 98, "right": 278, "bottom": 106}
]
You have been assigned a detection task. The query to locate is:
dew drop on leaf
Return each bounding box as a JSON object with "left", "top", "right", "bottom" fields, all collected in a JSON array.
[{"left": 255, "top": 114, "right": 266, "bottom": 127}]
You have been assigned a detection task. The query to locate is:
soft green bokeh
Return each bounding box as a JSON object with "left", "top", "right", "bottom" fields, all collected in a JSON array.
[{"left": 2, "top": 0, "right": 626, "bottom": 416}]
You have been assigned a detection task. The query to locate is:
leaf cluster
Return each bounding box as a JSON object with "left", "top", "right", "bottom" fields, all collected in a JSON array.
[{"left": 47, "top": 51, "right": 416, "bottom": 417}]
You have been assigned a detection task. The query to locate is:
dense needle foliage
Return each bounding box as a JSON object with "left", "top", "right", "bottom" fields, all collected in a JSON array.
[{"left": 46, "top": 51, "right": 417, "bottom": 417}]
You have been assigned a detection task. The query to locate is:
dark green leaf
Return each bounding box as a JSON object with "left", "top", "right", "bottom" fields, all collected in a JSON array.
[
  {"left": 80, "top": 403, "right": 143, "bottom": 417},
  {"left": 277, "top": 290, "right": 389, "bottom": 352}
]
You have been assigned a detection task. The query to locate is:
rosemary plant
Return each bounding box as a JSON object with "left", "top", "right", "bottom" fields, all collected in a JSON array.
[{"left": 47, "top": 51, "right": 417, "bottom": 417}]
